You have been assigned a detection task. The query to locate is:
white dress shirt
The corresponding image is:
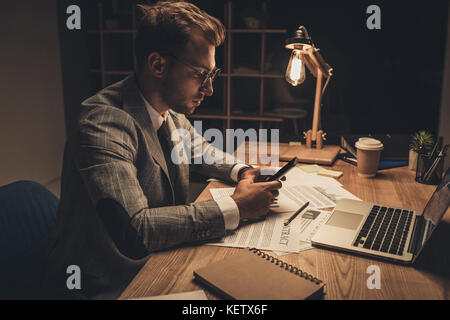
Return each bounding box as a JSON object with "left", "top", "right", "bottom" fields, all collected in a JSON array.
[{"left": 140, "top": 92, "right": 248, "bottom": 230}]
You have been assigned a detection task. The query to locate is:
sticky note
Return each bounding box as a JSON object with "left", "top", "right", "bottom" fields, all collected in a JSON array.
[
  {"left": 317, "top": 169, "right": 343, "bottom": 178},
  {"left": 299, "top": 164, "right": 323, "bottom": 173}
]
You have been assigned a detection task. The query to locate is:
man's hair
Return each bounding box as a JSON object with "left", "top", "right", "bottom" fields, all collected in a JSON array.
[{"left": 135, "top": 1, "right": 225, "bottom": 70}]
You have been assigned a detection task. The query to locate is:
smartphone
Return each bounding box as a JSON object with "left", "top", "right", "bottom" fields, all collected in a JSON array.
[{"left": 266, "top": 157, "right": 298, "bottom": 181}]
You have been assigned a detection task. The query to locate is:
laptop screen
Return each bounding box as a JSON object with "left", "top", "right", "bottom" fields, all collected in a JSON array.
[{"left": 416, "top": 168, "right": 450, "bottom": 254}]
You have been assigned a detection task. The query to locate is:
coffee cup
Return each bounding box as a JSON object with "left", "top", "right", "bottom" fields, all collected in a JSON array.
[{"left": 355, "top": 138, "right": 384, "bottom": 178}]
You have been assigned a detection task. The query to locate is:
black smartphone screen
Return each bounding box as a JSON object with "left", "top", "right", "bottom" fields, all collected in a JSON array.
[{"left": 266, "top": 157, "right": 298, "bottom": 181}]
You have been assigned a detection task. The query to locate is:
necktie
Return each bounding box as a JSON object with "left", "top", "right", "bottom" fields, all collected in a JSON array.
[{"left": 157, "top": 120, "right": 178, "bottom": 188}]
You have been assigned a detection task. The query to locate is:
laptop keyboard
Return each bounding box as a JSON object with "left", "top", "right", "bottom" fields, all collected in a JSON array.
[{"left": 353, "top": 205, "right": 414, "bottom": 256}]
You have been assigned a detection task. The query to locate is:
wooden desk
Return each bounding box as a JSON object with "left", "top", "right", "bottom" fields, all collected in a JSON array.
[{"left": 120, "top": 147, "right": 450, "bottom": 300}]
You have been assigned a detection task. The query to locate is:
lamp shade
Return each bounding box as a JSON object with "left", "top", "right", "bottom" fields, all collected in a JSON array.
[{"left": 285, "top": 26, "right": 312, "bottom": 50}]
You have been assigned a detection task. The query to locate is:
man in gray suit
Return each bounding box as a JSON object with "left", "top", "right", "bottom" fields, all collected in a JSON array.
[{"left": 43, "top": 1, "right": 282, "bottom": 299}]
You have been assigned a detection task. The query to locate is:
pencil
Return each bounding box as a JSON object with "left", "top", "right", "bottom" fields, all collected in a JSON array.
[{"left": 284, "top": 201, "right": 310, "bottom": 226}]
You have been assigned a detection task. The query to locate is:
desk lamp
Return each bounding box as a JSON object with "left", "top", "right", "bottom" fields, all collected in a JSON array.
[{"left": 285, "top": 26, "right": 333, "bottom": 150}]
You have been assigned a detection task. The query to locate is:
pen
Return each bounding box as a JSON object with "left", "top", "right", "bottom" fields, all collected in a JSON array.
[
  {"left": 429, "top": 136, "right": 441, "bottom": 159},
  {"left": 284, "top": 201, "right": 310, "bottom": 226},
  {"left": 423, "top": 137, "right": 442, "bottom": 176},
  {"left": 339, "top": 155, "right": 357, "bottom": 166},
  {"left": 423, "top": 144, "right": 448, "bottom": 181}
]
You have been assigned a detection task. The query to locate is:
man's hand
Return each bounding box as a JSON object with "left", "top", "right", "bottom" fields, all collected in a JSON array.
[
  {"left": 231, "top": 178, "right": 282, "bottom": 221},
  {"left": 240, "top": 167, "right": 286, "bottom": 183}
]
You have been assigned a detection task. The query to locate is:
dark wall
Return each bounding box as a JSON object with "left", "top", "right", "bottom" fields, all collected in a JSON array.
[
  {"left": 72, "top": 0, "right": 449, "bottom": 138},
  {"left": 438, "top": 4, "right": 450, "bottom": 171},
  {"left": 261, "top": 0, "right": 449, "bottom": 135},
  {"left": 57, "top": 0, "right": 91, "bottom": 135}
]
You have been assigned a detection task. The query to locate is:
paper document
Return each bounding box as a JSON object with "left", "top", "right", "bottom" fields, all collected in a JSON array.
[
  {"left": 281, "top": 185, "right": 336, "bottom": 209},
  {"left": 274, "top": 209, "right": 332, "bottom": 256},
  {"left": 209, "top": 187, "right": 297, "bottom": 213},
  {"left": 207, "top": 211, "right": 304, "bottom": 253},
  {"left": 296, "top": 209, "right": 332, "bottom": 242},
  {"left": 284, "top": 167, "right": 343, "bottom": 188},
  {"left": 312, "top": 185, "right": 361, "bottom": 202},
  {"left": 210, "top": 188, "right": 332, "bottom": 252},
  {"left": 210, "top": 185, "right": 339, "bottom": 211},
  {"left": 208, "top": 166, "right": 360, "bottom": 253}
]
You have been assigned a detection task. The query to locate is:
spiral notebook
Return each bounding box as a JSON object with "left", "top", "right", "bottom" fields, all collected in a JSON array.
[{"left": 193, "top": 248, "right": 325, "bottom": 300}]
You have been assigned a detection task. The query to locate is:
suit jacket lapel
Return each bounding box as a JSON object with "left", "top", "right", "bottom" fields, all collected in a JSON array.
[{"left": 121, "top": 75, "right": 175, "bottom": 203}]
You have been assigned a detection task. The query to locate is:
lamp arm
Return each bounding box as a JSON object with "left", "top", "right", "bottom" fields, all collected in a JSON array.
[
  {"left": 322, "top": 75, "right": 331, "bottom": 95},
  {"left": 311, "top": 68, "right": 323, "bottom": 141},
  {"left": 312, "top": 49, "right": 333, "bottom": 77},
  {"left": 298, "top": 25, "right": 311, "bottom": 40},
  {"left": 301, "top": 47, "right": 333, "bottom": 79},
  {"left": 305, "top": 49, "right": 333, "bottom": 78},
  {"left": 302, "top": 53, "right": 318, "bottom": 78}
]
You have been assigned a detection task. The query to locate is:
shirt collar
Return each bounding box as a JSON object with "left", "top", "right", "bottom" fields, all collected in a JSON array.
[{"left": 138, "top": 90, "right": 168, "bottom": 131}]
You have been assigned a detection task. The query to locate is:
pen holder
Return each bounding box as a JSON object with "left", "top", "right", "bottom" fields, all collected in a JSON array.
[{"left": 415, "top": 153, "right": 445, "bottom": 185}]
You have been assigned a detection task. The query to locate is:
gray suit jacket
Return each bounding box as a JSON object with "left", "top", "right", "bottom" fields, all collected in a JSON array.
[{"left": 43, "top": 75, "right": 238, "bottom": 299}]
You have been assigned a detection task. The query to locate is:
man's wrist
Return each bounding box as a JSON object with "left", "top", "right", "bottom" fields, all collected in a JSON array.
[
  {"left": 215, "top": 196, "right": 240, "bottom": 230},
  {"left": 230, "top": 164, "right": 250, "bottom": 182},
  {"left": 237, "top": 166, "right": 253, "bottom": 181}
]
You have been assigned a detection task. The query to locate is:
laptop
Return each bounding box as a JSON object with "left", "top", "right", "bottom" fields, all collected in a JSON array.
[{"left": 311, "top": 168, "right": 450, "bottom": 264}]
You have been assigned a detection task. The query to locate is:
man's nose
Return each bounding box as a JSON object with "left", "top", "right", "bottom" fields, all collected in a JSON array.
[{"left": 200, "top": 78, "right": 214, "bottom": 96}]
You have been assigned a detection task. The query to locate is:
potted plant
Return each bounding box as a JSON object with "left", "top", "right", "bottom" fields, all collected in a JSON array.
[{"left": 409, "top": 131, "right": 434, "bottom": 170}]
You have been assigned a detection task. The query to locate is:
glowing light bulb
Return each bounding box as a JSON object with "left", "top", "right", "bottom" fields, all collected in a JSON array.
[{"left": 285, "top": 50, "right": 306, "bottom": 86}]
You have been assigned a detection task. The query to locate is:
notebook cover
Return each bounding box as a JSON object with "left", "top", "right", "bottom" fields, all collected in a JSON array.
[
  {"left": 341, "top": 134, "right": 410, "bottom": 161},
  {"left": 234, "top": 142, "right": 339, "bottom": 165},
  {"left": 193, "top": 250, "right": 324, "bottom": 300},
  {"left": 339, "top": 152, "right": 408, "bottom": 170},
  {"left": 279, "top": 145, "right": 341, "bottom": 165}
]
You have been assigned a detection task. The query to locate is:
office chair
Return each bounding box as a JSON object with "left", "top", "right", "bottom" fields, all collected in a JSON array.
[{"left": 0, "top": 180, "right": 58, "bottom": 299}]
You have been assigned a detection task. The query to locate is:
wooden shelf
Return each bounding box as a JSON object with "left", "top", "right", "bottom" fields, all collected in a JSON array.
[
  {"left": 224, "top": 73, "right": 284, "bottom": 78},
  {"left": 229, "top": 115, "right": 283, "bottom": 122},
  {"left": 90, "top": 69, "right": 132, "bottom": 75},
  {"left": 89, "top": 29, "right": 136, "bottom": 34},
  {"left": 229, "top": 29, "right": 286, "bottom": 34},
  {"left": 89, "top": 69, "right": 284, "bottom": 79},
  {"left": 188, "top": 114, "right": 283, "bottom": 122},
  {"left": 188, "top": 114, "right": 228, "bottom": 120},
  {"left": 88, "top": 29, "right": 286, "bottom": 34},
  {"left": 89, "top": 1, "right": 289, "bottom": 131}
]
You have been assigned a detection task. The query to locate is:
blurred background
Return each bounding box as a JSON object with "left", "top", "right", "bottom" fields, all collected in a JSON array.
[{"left": 0, "top": 0, "right": 449, "bottom": 196}]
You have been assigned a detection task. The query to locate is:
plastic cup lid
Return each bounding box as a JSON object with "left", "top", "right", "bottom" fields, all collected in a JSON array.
[{"left": 355, "top": 137, "right": 384, "bottom": 151}]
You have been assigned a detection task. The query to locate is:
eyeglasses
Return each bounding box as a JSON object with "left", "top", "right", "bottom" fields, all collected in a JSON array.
[{"left": 166, "top": 54, "right": 221, "bottom": 88}]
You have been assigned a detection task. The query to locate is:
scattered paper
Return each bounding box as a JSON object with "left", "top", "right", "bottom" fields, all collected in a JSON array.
[
  {"left": 312, "top": 185, "right": 361, "bottom": 202},
  {"left": 207, "top": 211, "right": 304, "bottom": 253},
  {"left": 207, "top": 166, "right": 360, "bottom": 255},
  {"left": 274, "top": 241, "right": 313, "bottom": 256},
  {"left": 209, "top": 188, "right": 297, "bottom": 213},
  {"left": 281, "top": 185, "right": 336, "bottom": 209},
  {"left": 273, "top": 209, "right": 332, "bottom": 256},
  {"left": 284, "top": 167, "right": 343, "bottom": 188}
]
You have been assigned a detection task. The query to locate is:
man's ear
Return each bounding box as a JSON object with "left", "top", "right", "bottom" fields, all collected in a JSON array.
[{"left": 146, "top": 52, "right": 167, "bottom": 78}]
